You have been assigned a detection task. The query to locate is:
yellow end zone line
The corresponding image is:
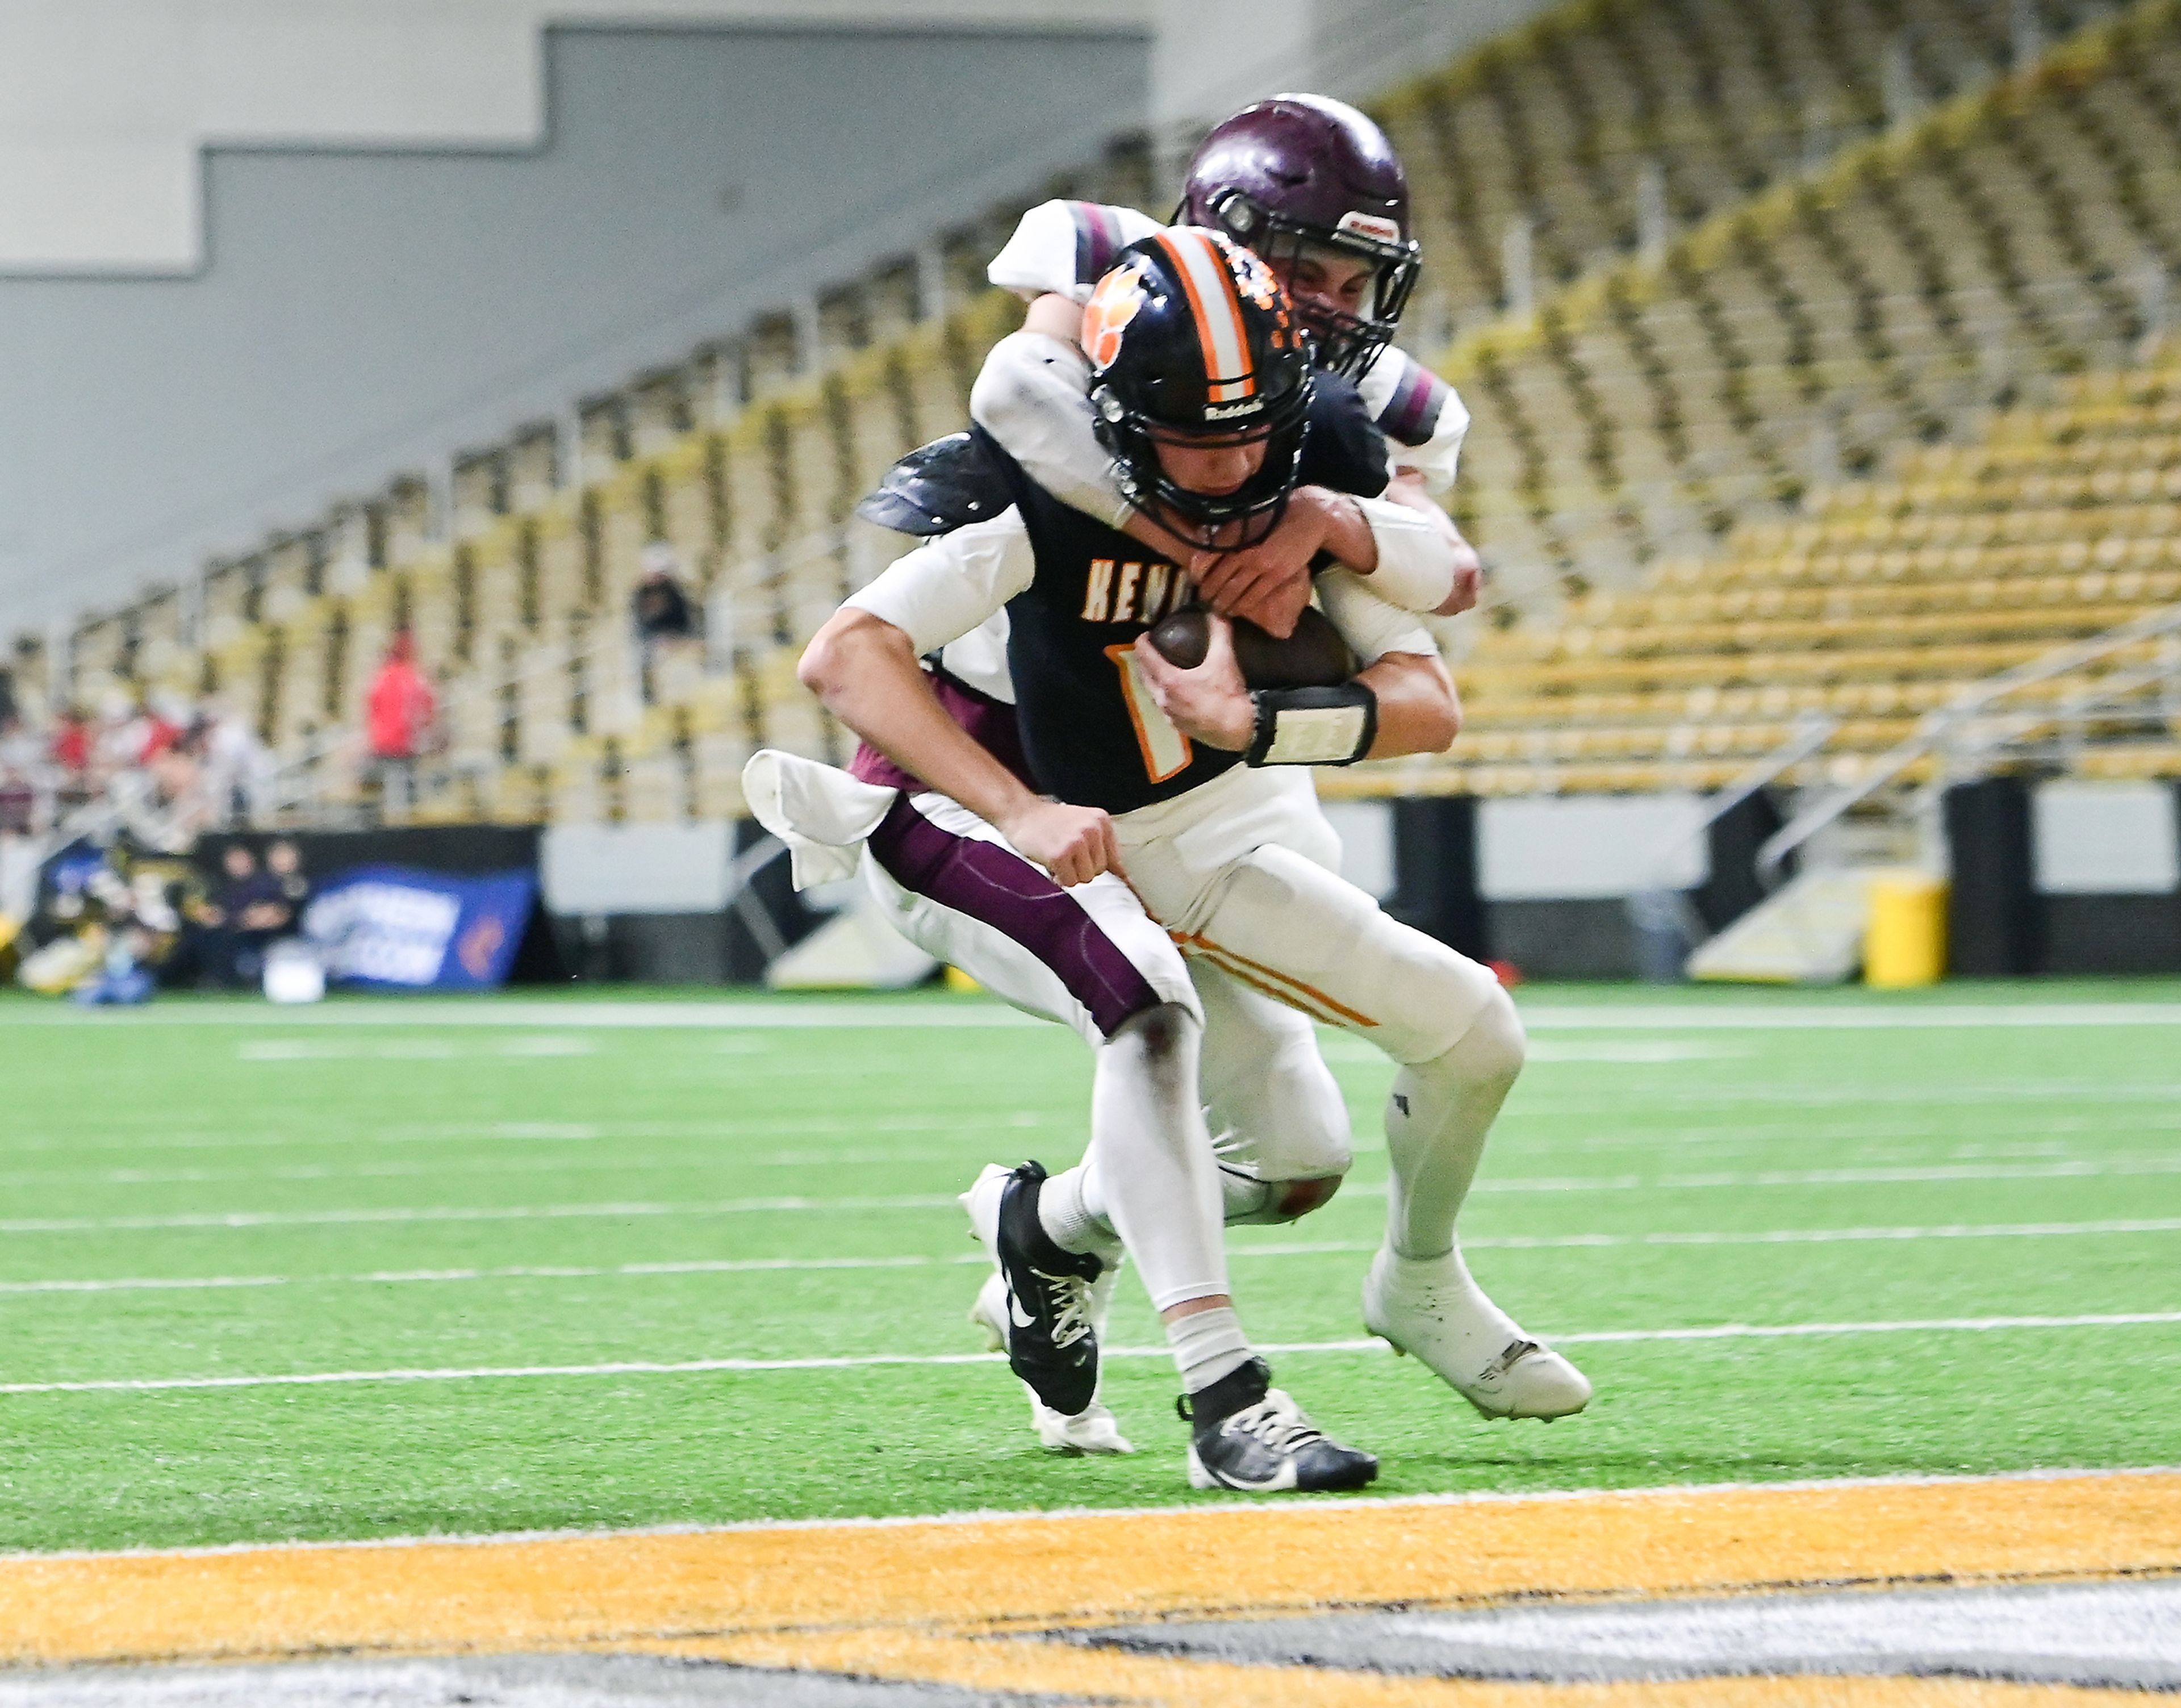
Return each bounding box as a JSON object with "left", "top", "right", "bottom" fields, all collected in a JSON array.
[{"left": 4, "top": 1468, "right": 2178, "bottom": 1702}]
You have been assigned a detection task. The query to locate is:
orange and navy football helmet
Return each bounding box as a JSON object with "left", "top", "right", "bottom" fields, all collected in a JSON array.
[{"left": 1084, "top": 228, "right": 1314, "bottom": 549}]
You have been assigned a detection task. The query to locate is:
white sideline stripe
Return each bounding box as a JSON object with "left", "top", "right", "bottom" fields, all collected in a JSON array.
[
  {"left": 10, "top": 999, "right": 2181, "bottom": 1030},
  {"left": 10, "top": 1465, "right": 2177, "bottom": 1564},
  {"left": 5, "top": 1312, "right": 2176, "bottom": 1396},
  {"left": 9, "top": 1218, "right": 2179, "bottom": 1297},
  {"left": 14, "top": 1154, "right": 2181, "bottom": 1234}
]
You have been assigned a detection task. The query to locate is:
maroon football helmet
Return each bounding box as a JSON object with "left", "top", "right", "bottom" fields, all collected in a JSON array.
[{"left": 1177, "top": 93, "right": 1422, "bottom": 380}]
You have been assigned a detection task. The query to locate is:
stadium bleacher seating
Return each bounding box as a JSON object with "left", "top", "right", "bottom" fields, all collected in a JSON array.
[
  {"left": 1444, "top": 0, "right": 2181, "bottom": 601},
  {"left": 18, "top": 0, "right": 2181, "bottom": 830}
]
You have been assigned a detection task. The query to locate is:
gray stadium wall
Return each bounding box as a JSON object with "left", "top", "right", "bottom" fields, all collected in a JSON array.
[{"left": 0, "top": 24, "right": 1148, "bottom": 631}]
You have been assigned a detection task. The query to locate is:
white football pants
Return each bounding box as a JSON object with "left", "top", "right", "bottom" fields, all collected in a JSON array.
[{"left": 864, "top": 762, "right": 1519, "bottom": 1266}]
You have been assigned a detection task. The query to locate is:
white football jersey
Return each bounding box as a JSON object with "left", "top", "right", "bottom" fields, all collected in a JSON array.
[{"left": 985, "top": 199, "right": 1469, "bottom": 494}]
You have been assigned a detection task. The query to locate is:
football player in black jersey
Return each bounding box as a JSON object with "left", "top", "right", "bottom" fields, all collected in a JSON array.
[
  {"left": 976, "top": 93, "right": 1482, "bottom": 640},
  {"left": 780, "top": 231, "right": 1588, "bottom": 1490},
  {"left": 814, "top": 98, "right": 1589, "bottom": 1460}
]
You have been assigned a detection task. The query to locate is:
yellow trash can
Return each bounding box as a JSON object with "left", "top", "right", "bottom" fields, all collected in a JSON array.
[{"left": 1864, "top": 870, "right": 1949, "bottom": 988}]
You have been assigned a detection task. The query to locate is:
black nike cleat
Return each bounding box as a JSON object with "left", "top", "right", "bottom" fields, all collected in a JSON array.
[
  {"left": 969, "top": 1160, "right": 1104, "bottom": 1417},
  {"left": 1180, "top": 1358, "right": 1379, "bottom": 1493}
]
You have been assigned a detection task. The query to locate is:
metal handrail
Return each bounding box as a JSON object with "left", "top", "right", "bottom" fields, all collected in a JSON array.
[{"left": 1756, "top": 600, "right": 2181, "bottom": 883}]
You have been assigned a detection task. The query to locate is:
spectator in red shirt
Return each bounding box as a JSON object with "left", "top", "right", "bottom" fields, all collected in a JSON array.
[
  {"left": 51, "top": 706, "right": 93, "bottom": 776},
  {"left": 365, "top": 631, "right": 436, "bottom": 818}
]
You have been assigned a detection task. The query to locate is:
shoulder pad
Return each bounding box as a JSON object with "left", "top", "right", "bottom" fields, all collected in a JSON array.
[{"left": 855, "top": 432, "right": 1013, "bottom": 536}]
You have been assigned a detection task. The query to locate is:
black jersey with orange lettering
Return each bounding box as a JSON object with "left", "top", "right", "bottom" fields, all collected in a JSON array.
[{"left": 985, "top": 371, "right": 1389, "bottom": 815}]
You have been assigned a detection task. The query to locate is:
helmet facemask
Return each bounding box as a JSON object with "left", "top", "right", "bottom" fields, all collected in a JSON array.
[
  {"left": 1091, "top": 379, "right": 1313, "bottom": 552},
  {"left": 1200, "top": 189, "right": 1420, "bottom": 379}
]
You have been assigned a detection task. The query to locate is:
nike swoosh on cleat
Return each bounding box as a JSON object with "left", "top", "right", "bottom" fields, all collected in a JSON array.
[
  {"left": 1009, "top": 1292, "right": 1035, "bottom": 1330},
  {"left": 1209, "top": 1461, "right": 1299, "bottom": 1492}
]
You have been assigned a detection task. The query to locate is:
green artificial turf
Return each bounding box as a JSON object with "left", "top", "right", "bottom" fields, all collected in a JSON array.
[{"left": 1, "top": 980, "right": 2177, "bottom": 1552}]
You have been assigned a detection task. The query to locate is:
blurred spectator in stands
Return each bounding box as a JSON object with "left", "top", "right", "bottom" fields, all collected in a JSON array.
[
  {"left": 0, "top": 717, "right": 36, "bottom": 837},
  {"left": 143, "top": 690, "right": 190, "bottom": 762},
  {"left": 136, "top": 743, "right": 218, "bottom": 852},
  {"left": 92, "top": 688, "right": 144, "bottom": 778},
  {"left": 266, "top": 838, "right": 311, "bottom": 919},
  {"left": 50, "top": 705, "right": 93, "bottom": 782},
  {"left": 200, "top": 842, "right": 295, "bottom": 987},
  {"left": 634, "top": 542, "right": 697, "bottom": 641},
  {"left": 633, "top": 541, "right": 699, "bottom": 701},
  {"left": 365, "top": 630, "right": 436, "bottom": 818},
  {"left": 195, "top": 699, "right": 272, "bottom": 828}
]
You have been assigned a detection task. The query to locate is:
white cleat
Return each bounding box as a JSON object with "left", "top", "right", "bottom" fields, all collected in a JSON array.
[
  {"left": 969, "top": 1272, "right": 1134, "bottom": 1455},
  {"left": 1363, "top": 1244, "right": 1593, "bottom": 1421},
  {"left": 959, "top": 1161, "right": 1010, "bottom": 1254}
]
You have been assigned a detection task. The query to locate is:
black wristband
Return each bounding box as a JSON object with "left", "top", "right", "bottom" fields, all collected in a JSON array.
[{"left": 1244, "top": 682, "right": 1379, "bottom": 766}]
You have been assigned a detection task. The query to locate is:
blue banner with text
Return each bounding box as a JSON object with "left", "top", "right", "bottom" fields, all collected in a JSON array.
[{"left": 302, "top": 866, "right": 534, "bottom": 991}]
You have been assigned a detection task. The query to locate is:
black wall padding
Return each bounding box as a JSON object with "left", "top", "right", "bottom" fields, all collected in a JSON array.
[
  {"left": 197, "top": 825, "right": 540, "bottom": 877},
  {"left": 2040, "top": 895, "right": 2181, "bottom": 974},
  {"left": 195, "top": 824, "right": 574, "bottom": 983},
  {"left": 1694, "top": 789, "right": 1785, "bottom": 936},
  {"left": 1488, "top": 898, "right": 1637, "bottom": 979},
  {"left": 1385, "top": 796, "right": 1488, "bottom": 960},
  {"left": 1944, "top": 778, "right": 2041, "bottom": 976}
]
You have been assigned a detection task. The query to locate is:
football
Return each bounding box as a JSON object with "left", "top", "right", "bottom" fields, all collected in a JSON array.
[{"left": 1145, "top": 604, "right": 1358, "bottom": 690}]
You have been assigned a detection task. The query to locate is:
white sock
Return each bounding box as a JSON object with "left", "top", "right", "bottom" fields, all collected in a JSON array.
[
  {"left": 1167, "top": 1305, "right": 1252, "bottom": 1393},
  {"left": 1041, "top": 1159, "right": 1306, "bottom": 1240},
  {"left": 1383, "top": 988, "right": 1526, "bottom": 1260},
  {"left": 1083, "top": 1003, "right": 1230, "bottom": 1313},
  {"left": 1038, "top": 1163, "right": 1122, "bottom": 1265}
]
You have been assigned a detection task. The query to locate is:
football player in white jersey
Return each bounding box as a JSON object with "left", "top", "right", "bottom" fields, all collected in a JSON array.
[
  {"left": 762, "top": 98, "right": 1589, "bottom": 1462},
  {"left": 930, "top": 98, "right": 1587, "bottom": 1443},
  {"left": 976, "top": 94, "right": 1480, "bottom": 637},
  {"left": 755, "top": 232, "right": 1587, "bottom": 1490}
]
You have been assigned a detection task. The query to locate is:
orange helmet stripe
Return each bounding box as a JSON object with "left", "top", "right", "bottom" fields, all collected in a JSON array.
[{"left": 1152, "top": 229, "right": 1257, "bottom": 403}]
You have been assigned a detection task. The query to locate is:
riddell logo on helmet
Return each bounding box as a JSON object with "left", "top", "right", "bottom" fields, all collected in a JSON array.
[
  {"left": 1337, "top": 210, "right": 1401, "bottom": 243},
  {"left": 1202, "top": 398, "right": 1264, "bottom": 420}
]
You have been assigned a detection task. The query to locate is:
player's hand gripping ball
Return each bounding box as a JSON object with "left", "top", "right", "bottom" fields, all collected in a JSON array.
[{"left": 1146, "top": 604, "right": 1357, "bottom": 689}]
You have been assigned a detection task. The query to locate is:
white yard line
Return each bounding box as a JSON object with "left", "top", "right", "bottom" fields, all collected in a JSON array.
[
  {"left": 7, "top": 999, "right": 2181, "bottom": 1030},
  {"left": 0, "top": 1149, "right": 981, "bottom": 1188},
  {"left": 14, "top": 1129, "right": 2164, "bottom": 1186},
  {"left": 0, "top": 1252, "right": 992, "bottom": 1295},
  {"left": 3, "top": 1312, "right": 2176, "bottom": 1397},
  {"left": 12, "top": 1154, "right": 2181, "bottom": 1235},
  {"left": 7, "top": 1218, "right": 2178, "bottom": 1298},
  {"left": 0, "top": 1195, "right": 962, "bottom": 1234},
  {"left": 1513, "top": 1004, "right": 2181, "bottom": 1030},
  {"left": 0, "top": 1001, "right": 1047, "bottom": 1030},
  {"left": 11, "top": 1110, "right": 2177, "bottom": 1166},
  {"left": 8, "top": 1109, "right": 2178, "bottom": 1170},
  {"left": 1498, "top": 1084, "right": 2181, "bottom": 1113},
  {"left": 0, "top": 1113, "right": 1060, "bottom": 1158}
]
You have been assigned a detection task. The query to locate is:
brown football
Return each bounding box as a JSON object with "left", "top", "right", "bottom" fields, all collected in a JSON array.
[{"left": 1146, "top": 605, "right": 1358, "bottom": 690}]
